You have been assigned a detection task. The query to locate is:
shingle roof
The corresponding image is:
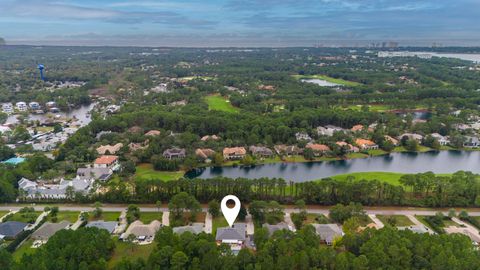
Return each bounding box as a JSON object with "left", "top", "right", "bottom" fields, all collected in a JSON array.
[
  {"left": 173, "top": 223, "right": 204, "bottom": 235},
  {"left": 215, "top": 223, "right": 246, "bottom": 241},
  {"left": 31, "top": 221, "right": 71, "bottom": 240},
  {"left": 0, "top": 221, "right": 28, "bottom": 238}
]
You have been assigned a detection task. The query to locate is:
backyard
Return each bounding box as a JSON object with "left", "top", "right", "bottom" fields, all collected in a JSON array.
[{"left": 135, "top": 163, "right": 184, "bottom": 182}]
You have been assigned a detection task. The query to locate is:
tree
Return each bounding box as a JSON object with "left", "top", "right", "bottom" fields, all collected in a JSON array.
[
  {"left": 127, "top": 204, "right": 141, "bottom": 224},
  {"left": 156, "top": 200, "right": 162, "bottom": 212},
  {"left": 208, "top": 200, "right": 220, "bottom": 218},
  {"left": 170, "top": 251, "right": 188, "bottom": 270},
  {"left": 405, "top": 139, "right": 419, "bottom": 151},
  {"left": 303, "top": 148, "right": 315, "bottom": 160},
  {"left": 343, "top": 217, "right": 360, "bottom": 234},
  {"left": 213, "top": 153, "right": 224, "bottom": 166},
  {"left": 126, "top": 234, "right": 137, "bottom": 251},
  {"left": 93, "top": 201, "right": 103, "bottom": 218},
  {"left": 168, "top": 192, "right": 201, "bottom": 226}
]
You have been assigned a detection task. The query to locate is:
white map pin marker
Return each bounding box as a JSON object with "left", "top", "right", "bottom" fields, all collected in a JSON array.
[{"left": 221, "top": 195, "right": 241, "bottom": 227}]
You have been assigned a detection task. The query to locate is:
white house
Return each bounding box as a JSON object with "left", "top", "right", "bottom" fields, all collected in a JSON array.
[
  {"left": 2, "top": 103, "right": 14, "bottom": 114},
  {"left": 15, "top": 102, "right": 28, "bottom": 112},
  {"left": 431, "top": 133, "right": 450, "bottom": 146}
]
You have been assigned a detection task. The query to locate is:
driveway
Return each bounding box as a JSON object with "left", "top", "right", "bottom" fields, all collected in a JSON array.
[
  {"left": 204, "top": 213, "right": 212, "bottom": 234},
  {"left": 162, "top": 211, "right": 170, "bottom": 227},
  {"left": 368, "top": 214, "right": 384, "bottom": 229}
]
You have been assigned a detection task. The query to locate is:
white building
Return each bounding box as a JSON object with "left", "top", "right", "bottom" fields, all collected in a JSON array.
[
  {"left": 295, "top": 132, "right": 312, "bottom": 142},
  {"left": 15, "top": 102, "right": 28, "bottom": 112},
  {"left": 2, "top": 103, "right": 14, "bottom": 114},
  {"left": 430, "top": 133, "right": 450, "bottom": 146}
]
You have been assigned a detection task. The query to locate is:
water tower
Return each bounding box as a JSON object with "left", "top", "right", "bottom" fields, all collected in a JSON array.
[{"left": 38, "top": 64, "right": 45, "bottom": 81}]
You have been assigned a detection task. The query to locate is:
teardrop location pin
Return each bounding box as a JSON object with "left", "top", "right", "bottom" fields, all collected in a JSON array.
[{"left": 221, "top": 195, "right": 241, "bottom": 227}]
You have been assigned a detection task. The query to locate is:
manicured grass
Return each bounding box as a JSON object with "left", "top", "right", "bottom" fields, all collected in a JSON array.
[
  {"left": 89, "top": 211, "right": 120, "bottom": 222},
  {"left": 47, "top": 211, "right": 80, "bottom": 223},
  {"left": 12, "top": 239, "right": 36, "bottom": 261},
  {"left": 376, "top": 215, "right": 414, "bottom": 227},
  {"left": 415, "top": 216, "right": 435, "bottom": 230},
  {"left": 108, "top": 237, "right": 155, "bottom": 269},
  {"left": 0, "top": 211, "right": 10, "bottom": 219},
  {"left": 179, "top": 76, "right": 215, "bottom": 81},
  {"left": 394, "top": 146, "right": 432, "bottom": 152},
  {"left": 135, "top": 163, "right": 184, "bottom": 182},
  {"left": 344, "top": 104, "right": 391, "bottom": 112},
  {"left": 139, "top": 212, "right": 163, "bottom": 224},
  {"left": 330, "top": 172, "right": 405, "bottom": 186},
  {"left": 367, "top": 149, "right": 388, "bottom": 156},
  {"left": 204, "top": 95, "right": 239, "bottom": 113},
  {"left": 292, "top": 74, "right": 362, "bottom": 87},
  {"left": 5, "top": 211, "right": 41, "bottom": 224},
  {"left": 212, "top": 217, "right": 229, "bottom": 235},
  {"left": 304, "top": 214, "right": 330, "bottom": 225}
]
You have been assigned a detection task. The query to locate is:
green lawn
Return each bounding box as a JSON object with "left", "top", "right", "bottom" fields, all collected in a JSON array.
[
  {"left": 367, "top": 149, "right": 388, "bottom": 156},
  {"left": 394, "top": 146, "right": 432, "bottom": 152},
  {"left": 0, "top": 211, "right": 10, "bottom": 219},
  {"left": 139, "top": 212, "right": 163, "bottom": 224},
  {"left": 5, "top": 211, "right": 41, "bottom": 224},
  {"left": 108, "top": 238, "right": 156, "bottom": 269},
  {"left": 89, "top": 211, "right": 120, "bottom": 222},
  {"left": 376, "top": 215, "right": 414, "bottom": 227},
  {"left": 212, "top": 217, "right": 229, "bottom": 235},
  {"left": 343, "top": 104, "right": 391, "bottom": 112},
  {"left": 292, "top": 74, "right": 362, "bottom": 87},
  {"left": 12, "top": 239, "right": 36, "bottom": 261},
  {"left": 304, "top": 214, "right": 330, "bottom": 225},
  {"left": 135, "top": 163, "right": 184, "bottom": 182},
  {"left": 330, "top": 172, "right": 406, "bottom": 186},
  {"left": 205, "top": 95, "right": 239, "bottom": 113},
  {"left": 47, "top": 211, "right": 80, "bottom": 223}
]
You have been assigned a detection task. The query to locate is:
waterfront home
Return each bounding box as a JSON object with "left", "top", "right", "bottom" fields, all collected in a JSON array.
[
  {"left": 76, "top": 166, "right": 112, "bottom": 182},
  {"left": 0, "top": 221, "right": 28, "bottom": 239},
  {"left": 355, "top": 139, "right": 379, "bottom": 150},
  {"left": 86, "top": 221, "right": 118, "bottom": 234},
  {"left": 145, "top": 130, "right": 161, "bottom": 137},
  {"left": 311, "top": 224, "right": 344, "bottom": 245},
  {"left": 263, "top": 222, "right": 293, "bottom": 236},
  {"left": 317, "top": 125, "right": 345, "bottom": 136},
  {"left": 306, "top": 143, "right": 331, "bottom": 156},
  {"left": 15, "top": 102, "right": 28, "bottom": 112},
  {"left": 201, "top": 135, "right": 221, "bottom": 141},
  {"left": 31, "top": 221, "right": 71, "bottom": 242},
  {"left": 173, "top": 223, "right": 205, "bottom": 235},
  {"left": 96, "top": 143, "right": 124, "bottom": 155},
  {"left": 94, "top": 155, "right": 119, "bottom": 170},
  {"left": 195, "top": 148, "right": 216, "bottom": 162},
  {"left": 295, "top": 132, "right": 312, "bottom": 142},
  {"left": 163, "top": 148, "right": 186, "bottom": 159},
  {"left": 384, "top": 135, "right": 399, "bottom": 146},
  {"left": 120, "top": 220, "right": 161, "bottom": 243},
  {"left": 398, "top": 133, "right": 424, "bottom": 142},
  {"left": 2, "top": 103, "right": 14, "bottom": 114},
  {"left": 215, "top": 223, "right": 247, "bottom": 251},
  {"left": 431, "top": 133, "right": 450, "bottom": 146},
  {"left": 335, "top": 141, "right": 359, "bottom": 153},
  {"left": 28, "top": 102, "right": 40, "bottom": 110},
  {"left": 18, "top": 177, "right": 93, "bottom": 199},
  {"left": 274, "top": 145, "right": 302, "bottom": 156},
  {"left": 464, "top": 136, "right": 480, "bottom": 148},
  {"left": 223, "top": 147, "right": 247, "bottom": 160},
  {"left": 249, "top": 146, "right": 274, "bottom": 158}
]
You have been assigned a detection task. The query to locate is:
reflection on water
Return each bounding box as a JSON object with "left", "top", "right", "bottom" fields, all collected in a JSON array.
[{"left": 185, "top": 151, "right": 480, "bottom": 182}]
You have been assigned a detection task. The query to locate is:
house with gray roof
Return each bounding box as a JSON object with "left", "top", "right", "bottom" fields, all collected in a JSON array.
[
  {"left": 464, "top": 136, "right": 480, "bottom": 148},
  {"left": 163, "top": 148, "right": 186, "bottom": 160},
  {"left": 31, "top": 221, "right": 71, "bottom": 241},
  {"left": 0, "top": 221, "right": 28, "bottom": 239},
  {"left": 173, "top": 223, "right": 204, "bottom": 235},
  {"left": 86, "top": 221, "right": 118, "bottom": 234},
  {"left": 76, "top": 166, "right": 112, "bottom": 182},
  {"left": 312, "top": 223, "right": 344, "bottom": 245},
  {"left": 249, "top": 146, "right": 274, "bottom": 158},
  {"left": 18, "top": 177, "right": 93, "bottom": 200},
  {"left": 263, "top": 222, "right": 292, "bottom": 236},
  {"left": 216, "top": 223, "right": 247, "bottom": 251}
]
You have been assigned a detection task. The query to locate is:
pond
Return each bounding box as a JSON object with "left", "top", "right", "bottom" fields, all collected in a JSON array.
[
  {"left": 185, "top": 150, "right": 480, "bottom": 182},
  {"left": 301, "top": 79, "right": 342, "bottom": 87}
]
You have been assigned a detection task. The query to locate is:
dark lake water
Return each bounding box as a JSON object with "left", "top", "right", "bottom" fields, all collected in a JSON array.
[{"left": 185, "top": 151, "right": 480, "bottom": 182}]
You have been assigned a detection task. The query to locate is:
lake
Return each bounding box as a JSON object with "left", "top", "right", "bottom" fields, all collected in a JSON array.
[
  {"left": 186, "top": 150, "right": 480, "bottom": 182},
  {"left": 301, "top": 79, "right": 341, "bottom": 87}
]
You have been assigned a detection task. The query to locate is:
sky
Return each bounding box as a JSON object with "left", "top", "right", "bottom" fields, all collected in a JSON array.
[{"left": 1, "top": 0, "right": 480, "bottom": 47}]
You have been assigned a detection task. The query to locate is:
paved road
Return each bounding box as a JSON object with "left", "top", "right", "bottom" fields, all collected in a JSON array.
[{"left": 2, "top": 204, "right": 480, "bottom": 217}]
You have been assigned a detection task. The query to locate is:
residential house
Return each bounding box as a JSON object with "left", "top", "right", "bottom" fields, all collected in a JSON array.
[
  {"left": 312, "top": 224, "right": 344, "bottom": 245},
  {"left": 163, "top": 148, "right": 186, "bottom": 159},
  {"left": 355, "top": 139, "right": 379, "bottom": 150},
  {"left": 86, "top": 221, "right": 118, "bottom": 234},
  {"left": 0, "top": 221, "right": 28, "bottom": 239},
  {"left": 384, "top": 135, "right": 399, "bottom": 146},
  {"left": 2, "top": 103, "right": 14, "bottom": 114},
  {"left": 317, "top": 125, "right": 345, "bottom": 137},
  {"left": 335, "top": 142, "right": 359, "bottom": 153},
  {"left": 249, "top": 146, "right": 274, "bottom": 158},
  {"left": 96, "top": 143, "right": 124, "bottom": 155},
  {"left": 263, "top": 222, "right": 293, "bottom": 236},
  {"left": 306, "top": 143, "right": 331, "bottom": 156},
  {"left": 398, "top": 133, "right": 424, "bottom": 142},
  {"left": 18, "top": 177, "right": 93, "bottom": 200},
  {"left": 15, "top": 102, "right": 28, "bottom": 112},
  {"left": 464, "top": 136, "right": 480, "bottom": 148},
  {"left": 128, "top": 126, "right": 143, "bottom": 134},
  {"left": 431, "top": 133, "right": 450, "bottom": 146},
  {"left": 128, "top": 142, "right": 147, "bottom": 152},
  {"left": 45, "top": 101, "right": 57, "bottom": 108},
  {"left": 215, "top": 223, "right": 247, "bottom": 251},
  {"left": 173, "top": 223, "right": 205, "bottom": 235},
  {"left": 94, "top": 155, "right": 119, "bottom": 170},
  {"left": 295, "top": 132, "right": 312, "bottom": 142},
  {"left": 0, "top": 125, "right": 12, "bottom": 134},
  {"left": 76, "top": 166, "right": 112, "bottom": 182},
  {"left": 274, "top": 145, "right": 302, "bottom": 156},
  {"left": 31, "top": 221, "right": 71, "bottom": 241},
  {"left": 120, "top": 220, "right": 161, "bottom": 243},
  {"left": 201, "top": 135, "right": 221, "bottom": 141},
  {"left": 195, "top": 148, "right": 215, "bottom": 162},
  {"left": 223, "top": 147, "right": 247, "bottom": 160},
  {"left": 145, "top": 130, "right": 161, "bottom": 137},
  {"left": 28, "top": 102, "right": 40, "bottom": 110},
  {"left": 351, "top": 124, "right": 364, "bottom": 132}
]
